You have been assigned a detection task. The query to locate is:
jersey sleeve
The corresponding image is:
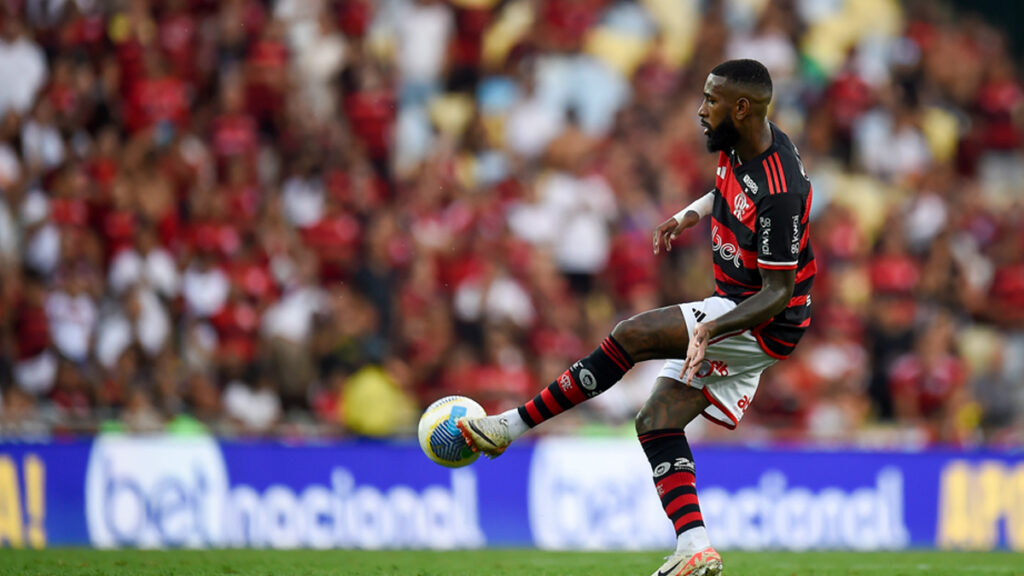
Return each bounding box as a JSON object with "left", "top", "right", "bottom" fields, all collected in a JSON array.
[{"left": 755, "top": 192, "right": 804, "bottom": 270}]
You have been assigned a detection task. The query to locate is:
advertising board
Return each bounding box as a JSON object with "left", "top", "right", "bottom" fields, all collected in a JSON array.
[{"left": 0, "top": 437, "right": 1021, "bottom": 550}]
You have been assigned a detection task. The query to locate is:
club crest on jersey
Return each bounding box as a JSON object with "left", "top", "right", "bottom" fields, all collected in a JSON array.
[
  {"left": 742, "top": 174, "right": 759, "bottom": 194},
  {"left": 732, "top": 193, "right": 751, "bottom": 220}
]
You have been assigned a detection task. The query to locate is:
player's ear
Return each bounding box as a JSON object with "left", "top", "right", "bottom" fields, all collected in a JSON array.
[{"left": 735, "top": 97, "right": 750, "bottom": 121}]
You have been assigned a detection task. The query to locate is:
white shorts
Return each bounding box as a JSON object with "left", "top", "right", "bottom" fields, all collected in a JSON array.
[{"left": 657, "top": 296, "right": 776, "bottom": 429}]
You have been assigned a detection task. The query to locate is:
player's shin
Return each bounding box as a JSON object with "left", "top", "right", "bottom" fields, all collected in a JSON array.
[
  {"left": 639, "top": 429, "right": 711, "bottom": 555},
  {"left": 517, "top": 335, "right": 635, "bottom": 429}
]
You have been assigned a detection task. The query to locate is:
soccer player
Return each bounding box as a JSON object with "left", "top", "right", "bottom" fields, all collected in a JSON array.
[{"left": 458, "top": 59, "right": 815, "bottom": 576}]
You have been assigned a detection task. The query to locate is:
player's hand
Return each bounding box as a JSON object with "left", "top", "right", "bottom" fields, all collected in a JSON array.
[
  {"left": 653, "top": 212, "right": 699, "bottom": 255},
  {"left": 681, "top": 322, "right": 712, "bottom": 385}
]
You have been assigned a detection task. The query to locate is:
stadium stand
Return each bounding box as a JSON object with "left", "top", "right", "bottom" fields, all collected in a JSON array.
[{"left": 0, "top": 0, "right": 1021, "bottom": 448}]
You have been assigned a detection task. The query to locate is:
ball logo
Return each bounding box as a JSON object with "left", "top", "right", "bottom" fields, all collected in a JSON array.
[
  {"left": 654, "top": 462, "right": 672, "bottom": 477},
  {"left": 579, "top": 369, "right": 597, "bottom": 391},
  {"left": 85, "top": 436, "right": 229, "bottom": 548}
]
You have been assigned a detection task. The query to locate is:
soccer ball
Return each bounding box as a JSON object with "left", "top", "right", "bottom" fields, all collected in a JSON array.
[{"left": 418, "top": 395, "right": 486, "bottom": 468}]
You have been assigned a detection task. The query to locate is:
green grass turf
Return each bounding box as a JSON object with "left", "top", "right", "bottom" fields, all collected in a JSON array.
[{"left": 1, "top": 549, "right": 1022, "bottom": 576}]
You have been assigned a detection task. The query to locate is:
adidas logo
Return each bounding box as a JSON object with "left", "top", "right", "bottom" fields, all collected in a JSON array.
[{"left": 692, "top": 308, "right": 707, "bottom": 322}]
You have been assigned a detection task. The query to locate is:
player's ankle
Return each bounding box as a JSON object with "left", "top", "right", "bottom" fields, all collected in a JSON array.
[
  {"left": 499, "top": 408, "right": 529, "bottom": 440},
  {"left": 675, "top": 526, "right": 711, "bottom": 556}
]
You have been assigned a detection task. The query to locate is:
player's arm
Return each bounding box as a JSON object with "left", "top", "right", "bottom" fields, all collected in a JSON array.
[
  {"left": 703, "top": 267, "right": 794, "bottom": 338},
  {"left": 653, "top": 191, "right": 715, "bottom": 254},
  {"left": 682, "top": 267, "right": 794, "bottom": 384}
]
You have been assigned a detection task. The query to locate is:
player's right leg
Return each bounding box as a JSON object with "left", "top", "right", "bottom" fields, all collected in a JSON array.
[
  {"left": 457, "top": 306, "right": 691, "bottom": 457},
  {"left": 637, "top": 377, "right": 721, "bottom": 576}
]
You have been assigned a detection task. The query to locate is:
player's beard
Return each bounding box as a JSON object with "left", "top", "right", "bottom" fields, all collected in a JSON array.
[{"left": 705, "top": 115, "right": 741, "bottom": 152}]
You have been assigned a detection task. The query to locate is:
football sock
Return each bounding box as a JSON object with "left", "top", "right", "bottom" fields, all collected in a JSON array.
[
  {"left": 517, "top": 335, "right": 634, "bottom": 428},
  {"left": 497, "top": 408, "right": 529, "bottom": 440},
  {"left": 638, "top": 429, "right": 710, "bottom": 554}
]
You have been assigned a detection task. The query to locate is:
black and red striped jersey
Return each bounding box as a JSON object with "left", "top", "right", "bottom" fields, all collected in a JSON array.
[{"left": 709, "top": 123, "right": 816, "bottom": 359}]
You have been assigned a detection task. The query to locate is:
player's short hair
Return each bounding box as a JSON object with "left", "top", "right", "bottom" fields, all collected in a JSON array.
[{"left": 710, "top": 59, "right": 773, "bottom": 97}]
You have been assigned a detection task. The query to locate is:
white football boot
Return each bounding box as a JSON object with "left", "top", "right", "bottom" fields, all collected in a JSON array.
[
  {"left": 456, "top": 414, "right": 513, "bottom": 458},
  {"left": 650, "top": 547, "right": 723, "bottom": 576}
]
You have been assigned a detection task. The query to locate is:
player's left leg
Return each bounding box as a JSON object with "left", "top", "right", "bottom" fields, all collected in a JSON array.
[
  {"left": 637, "top": 378, "right": 722, "bottom": 576},
  {"left": 458, "top": 306, "right": 691, "bottom": 457}
]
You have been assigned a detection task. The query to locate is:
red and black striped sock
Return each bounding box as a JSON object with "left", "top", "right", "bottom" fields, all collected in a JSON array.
[
  {"left": 517, "top": 335, "right": 634, "bottom": 428},
  {"left": 639, "top": 429, "right": 705, "bottom": 536}
]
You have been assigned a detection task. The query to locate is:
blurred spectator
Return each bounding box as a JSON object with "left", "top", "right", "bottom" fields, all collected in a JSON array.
[
  {"left": 339, "top": 361, "right": 417, "bottom": 437},
  {"left": 0, "top": 17, "right": 47, "bottom": 118},
  {"left": 0, "top": 0, "right": 1021, "bottom": 446},
  {"left": 888, "top": 312, "right": 971, "bottom": 443},
  {"left": 261, "top": 249, "right": 328, "bottom": 408}
]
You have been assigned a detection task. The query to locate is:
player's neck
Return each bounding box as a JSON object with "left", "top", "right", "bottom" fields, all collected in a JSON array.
[{"left": 732, "top": 120, "right": 773, "bottom": 164}]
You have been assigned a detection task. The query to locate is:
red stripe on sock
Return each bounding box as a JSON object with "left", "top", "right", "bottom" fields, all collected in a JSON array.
[
  {"left": 601, "top": 340, "right": 629, "bottom": 372},
  {"left": 603, "top": 337, "right": 631, "bottom": 368},
  {"left": 524, "top": 400, "right": 542, "bottom": 424},
  {"left": 540, "top": 388, "right": 563, "bottom": 416},
  {"left": 673, "top": 511, "right": 704, "bottom": 532},
  {"left": 639, "top": 431, "right": 687, "bottom": 444},
  {"left": 665, "top": 492, "right": 701, "bottom": 516},
  {"left": 656, "top": 472, "right": 696, "bottom": 497}
]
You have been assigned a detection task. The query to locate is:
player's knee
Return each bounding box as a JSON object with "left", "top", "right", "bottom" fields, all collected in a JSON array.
[
  {"left": 610, "top": 317, "right": 641, "bottom": 351},
  {"left": 634, "top": 404, "right": 658, "bottom": 435}
]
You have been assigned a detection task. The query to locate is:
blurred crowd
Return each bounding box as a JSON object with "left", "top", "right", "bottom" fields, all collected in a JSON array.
[{"left": 0, "top": 0, "right": 1022, "bottom": 447}]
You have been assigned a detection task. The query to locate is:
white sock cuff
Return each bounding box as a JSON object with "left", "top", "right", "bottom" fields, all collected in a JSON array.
[
  {"left": 676, "top": 526, "right": 710, "bottom": 555},
  {"left": 500, "top": 408, "right": 530, "bottom": 440}
]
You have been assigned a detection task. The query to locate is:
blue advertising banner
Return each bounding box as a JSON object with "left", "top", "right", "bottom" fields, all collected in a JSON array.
[{"left": 0, "top": 437, "right": 1022, "bottom": 551}]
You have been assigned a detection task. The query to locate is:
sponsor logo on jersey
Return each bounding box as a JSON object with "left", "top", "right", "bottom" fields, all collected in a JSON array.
[
  {"left": 712, "top": 224, "right": 743, "bottom": 268},
  {"left": 759, "top": 217, "right": 772, "bottom": 256},
  {"left": 743, "top": 174, "right": 759, "bottom": 194},
  {"left": 733, "top": 193, "right": 750, "bottom": 220},
  {"left": 791, "top": 215, "right": 800, "bottom": 256}
]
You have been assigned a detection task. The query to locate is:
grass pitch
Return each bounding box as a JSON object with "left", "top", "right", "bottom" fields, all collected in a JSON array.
[{"left": 1, "top": 549, "right": 1022, "bottom": 576}]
